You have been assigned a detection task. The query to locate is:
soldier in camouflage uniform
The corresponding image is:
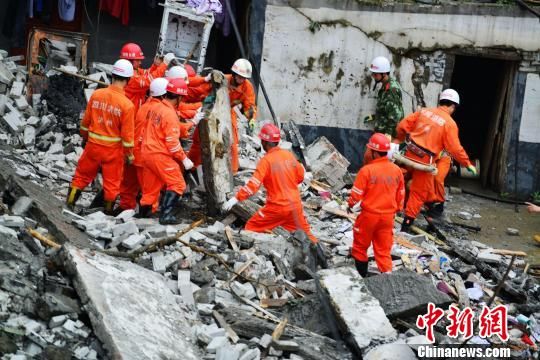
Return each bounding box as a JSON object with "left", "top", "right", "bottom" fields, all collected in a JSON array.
[{"left": 364, "top": 56, "right": 404, "bottom": 137}]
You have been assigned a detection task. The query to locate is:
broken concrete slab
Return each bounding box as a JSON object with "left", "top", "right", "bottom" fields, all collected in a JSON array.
[
  {"left": 363, "top": 341, "right": 416, "bottom": 360},
  {"left": 305, "top": 136, "right": 351, "bottom": 191},
  {"left": 23, "top": 125, "right": 36, "bottom": 148},
  {"left": 318, "top": 267, "right": 397, "bottom": 353},
  {"left": 9, "top": 81, "right": 24, "bottom": 97},
  {"left": 2, "top": 111, "right": 24, "bottom": 133},
  {"left": 363, "top": 270, "right": 453, "bottom": 319},
  {"left": 63, "top": 246, "right": 201, "bottom": 359}
]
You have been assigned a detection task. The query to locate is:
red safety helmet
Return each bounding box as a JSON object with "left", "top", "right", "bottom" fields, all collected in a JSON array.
[
  {"left": 120, "top": 43, "right": 145, "bottom": 60},
  {"left": 258, "top": 123, "right": 281, "bottom": 143},
  {"left": 166, "top": 78, "right": 188, "bottom": 96},
  {"left": 367, "top": 133, "right": 391, "bottom": 152},
  {"left": 184, "top": 64, "right": 196, "bottom": 77}
]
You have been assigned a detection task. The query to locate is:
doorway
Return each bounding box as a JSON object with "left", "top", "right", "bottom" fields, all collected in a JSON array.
[{"left": 449, "top": 55, "right": 517, "bottom": 190}]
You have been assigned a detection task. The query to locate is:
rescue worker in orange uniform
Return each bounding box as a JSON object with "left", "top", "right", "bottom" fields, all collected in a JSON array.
[
  {"left": 394, "top": 89, "right": 476, "bottom": 232},
  {"left": 139, "top": 78, "right": 194, "bottom": 224},
  {"left": 347, "top": 133, "right": 405, "bottom": 276},
  {"left": 188, "top": 59, "right": 256, "bottom": 174},
  {"left": 120, "top": 42, "right": 173, "bottom": 112},
  {"left": 117, "top": 77, "right": 169, "bottom": 214},
  {"left": 67, "top": 59, "right": 135, "bottom": 214},
  {"left": 222, "top": 123, "right": 316, "bottom": 242}
]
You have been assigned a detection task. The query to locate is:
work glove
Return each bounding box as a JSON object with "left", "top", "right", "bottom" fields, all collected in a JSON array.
[
  {"left": 303, "top": 171, "right": 313, "bottom": 186},
  {"left": 163, "top": 53, "right": 176, "bottom": 66},
  {"left": 191, "top": 108, "right": 205, "bottom": 126},
  {"left": 125, "top": 153, "right": 135, "bottom": 165},
  {"left": 248, "top": 118, "right": 256, "bottom": 134},
  {"left": 182, "top": 157, "right": 194, "bottom": 171},
  {"left": 351, "top": 202, "right": 361, "bottom": 213},
  {"left": 466, "top": 164, "right": 477, "bottom": 176},
  {"left": 311, "top": 242, "right": 329, "bottom": 269},
  {"left": 364, "top": 114, "right": 374, "bottom": 123},
  {"left": 204, "top": 73, "right": 212, "bottom": 82},
  {"left": 222, "top": 197, "right": 239, "bottom": 212}
]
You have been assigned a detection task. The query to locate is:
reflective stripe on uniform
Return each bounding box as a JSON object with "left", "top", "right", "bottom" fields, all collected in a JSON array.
[
  {"left": 80, "top": 125, "right": 88, "bottom": 131},
  {"left": 122, "top": 141, "right": 134, "bottom": 147},
  {"left": 88, "top": 132, "right": 121, "bottom": 142}
]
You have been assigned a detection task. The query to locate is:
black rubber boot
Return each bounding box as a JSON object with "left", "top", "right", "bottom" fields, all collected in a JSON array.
[
  {"left": 426, "top": 202, "right": 444, "bottom": 218},
  {"left": 66, "top": 187, "right": 82, "bottom": 209},
  {"left": 159, "top": 191, "right": 181, "bottom": 225},
  {"left": 89, "top": 190, "right": 104, "bottom": 209},
  {"left": 355, "top": 260, "right": 368, "bottom": 277},
  {"left": 401, "top": 216, "right": 415, "bottom": 233},
  {"left": 137, "top": 205, "right": 152, "bottom": 218},
  {"left": 104, "top": 201, "right": 115, "bottom": 216}
]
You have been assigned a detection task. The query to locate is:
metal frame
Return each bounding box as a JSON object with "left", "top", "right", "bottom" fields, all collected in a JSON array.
[{"left": 158, "top": 1, "right": 214, "bottom": 74}]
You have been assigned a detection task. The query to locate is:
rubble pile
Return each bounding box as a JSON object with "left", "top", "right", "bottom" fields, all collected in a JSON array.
[
  {"left": 0, "top": 49, "right": 539, "bottom": 359},
  {"left": 0, "top": 195, "right": 106, "bottom": 359}
]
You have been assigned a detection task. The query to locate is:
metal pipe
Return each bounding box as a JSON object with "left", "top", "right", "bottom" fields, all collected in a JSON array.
[{"left": 222, "top": 0, "right": 278, "bottom": 125}]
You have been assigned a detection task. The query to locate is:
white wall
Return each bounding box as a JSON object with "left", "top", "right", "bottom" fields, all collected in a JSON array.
[{"left": 257, "top": 4, "right": 540, "bottom": 131}]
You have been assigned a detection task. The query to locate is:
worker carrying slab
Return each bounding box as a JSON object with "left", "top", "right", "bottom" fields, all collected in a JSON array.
[
  {"left": 188, "top": 58, "right": 257, "bottom": 174},
  {"left": 394, "top": 89, "right": 477, "bottom": 233},
  {"left": 222, "top": 123, "right": 317, "bottom": 242},
  {"left": 364, "top": 56, "right": 404, "bottom": 137},
  {"left": 67, "top": 59, "right": 135, "bottom": 214},
  {"left": 139, "top": 78, "right": 194, "bottom": 225},
  {"left": 347, "top": 133, "right": 405, "bottom": 277}
]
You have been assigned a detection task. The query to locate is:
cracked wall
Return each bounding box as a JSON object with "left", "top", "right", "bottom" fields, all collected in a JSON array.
[{"left": 256, "top": 3, "right": 540, "bottom": 133}]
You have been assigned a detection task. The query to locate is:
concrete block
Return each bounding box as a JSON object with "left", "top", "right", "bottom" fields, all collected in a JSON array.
[
  {"left": 63, "top": 246, "right": 201, "bottom": 359},
  {"left": 318, "top": 267, "right": 397, "bottom": 351},
  {"left": 14, "top": 96, "right": 29, "bottom": 110},
  {"left": 9, "top": 81, "right": 24, "bottom": 97},
  {"left": 364, "top": 341, "right": 416, "bottom": 360},
  {"left": 3, "top": 111, "right": 24, "bottom": 133},
  {"left": 23, "top": 125, "right": 36, "bottom": 148},
  {"left": 0, "top": 214, "right": 25, "bottom": 228},
  {"left": 147, "top": 224, "right": 168, "bottom": 238},
  {"left": 0, "top": 224, "right": 18, "bottom": 240},
  {"left": 47, "top": 143, "right": 63, "bottom": 154},
  {"left": 305, "top": 136, "right": 350, "bottom": 191},
  {"left": 152, "top": 252, "right": 167, "bottom": 273},
  {"left": 477, "top": 251, "right": 503, "bottom": 264},
  {"left": 0, "top": 94, "right": 8, "bottom": 115},
  {"left": 112, "top": 221, "right": 138, "bottom": 237},
  {"left": 0, "top": 61, "right": 15, "bottom": 84},
  {"left": 207, "top": 336, "right": 228, "bottom": 353},
  {"left": 49, "top": 314, "right": 68, "bottom": 328},
  {"left": 84, "top": 88, "right": 95, "bottom": 103},
  {"left": 258, "top": 333, "right": 272, "bottom": 349},
  {"left": 230, "top": 281, "right": 256, "bottom": 299},
  {"left": 238, "top": 348, "right": 261, "bottom": 360},
  {"left": 115, "top": 209, "right": 136, "bottom": 222},
  {"left": 11, "top": 196, "right": 33, "bottom": 216},
  {"left": 178, "top": 270, "right": 195, "bottom": 305},
  {"left": 363, "top": 271, "right": 453, "bottom": 319},
  {"left": 122, "top": 234, "right": 145, "bottom": 249},
  {"left": 216, "top": 344, "right": 240, "bottom": 360}
]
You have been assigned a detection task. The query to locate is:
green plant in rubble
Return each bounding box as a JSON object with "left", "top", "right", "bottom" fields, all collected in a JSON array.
[{"left": 531, "top": 191, "right": 540, "bottom": 203}]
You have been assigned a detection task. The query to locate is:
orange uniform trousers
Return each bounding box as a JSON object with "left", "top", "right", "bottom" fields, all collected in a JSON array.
[
  {"left": 352, "top": 210, "right": 394, "bottom": 273},
  {"left": 430, "top": 156, "right": 451, "bottom": 203},
  {"left": 404, "top": 169, "right": 435, "bottom": 219},
  {"left": 245, "top": 204, "right": 317, "bottom": 243},
  {"left": 118, "top": 164, "right": 145, "bottom": 210},
  {"left": 140, "top": 154, "right": 186, "bottom": 208},
  {"left": 72, "top": 143, "right": 124, "bottom": 202},
  {"left": 188, "top": 109, "right": 240, "bottom": 173}
]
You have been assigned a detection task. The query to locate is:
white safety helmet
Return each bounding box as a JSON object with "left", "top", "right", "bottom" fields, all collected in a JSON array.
[
  {"left": 369, "top": 56, "right": 391, "bottom": 74},
  {"left": 112, "top": 59, "right": 134, "bottom": 78},
  {"left": 149, "top": 77, "right": 169, "bottom": 97},
  {"left": 166, "top": 65, "right": 188, "bottom": 81},
  {"left": 231, "top": 58, "right": 252, "bottom": 78},
  {"left": 439, "top": 89, "right": 460, "bottom": 105}
]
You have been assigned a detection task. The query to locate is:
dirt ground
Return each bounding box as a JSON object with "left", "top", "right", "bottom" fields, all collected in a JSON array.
[{"left": 444, "top": 179, "right": 540, "bottom": 264}]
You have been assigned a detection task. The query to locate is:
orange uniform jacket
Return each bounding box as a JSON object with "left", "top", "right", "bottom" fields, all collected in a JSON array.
[
  {"left": 236, "top": 147, "right": 303, "bottom": 209},
  {"left": 141, "top": 100, "right": 187, "bottom": 161},
  {"left": 133, "top": 97, "right": 160, "bottom": 166},
  {"left": 226, "top": 74, "right": 257, "bottom": 119},
  {"left": 80, "top": 85, "right": 135, "bottom": 150},
  {"left": 348, "top": 157, "right": 405, "bottom": 214},
  {"left": 124, "top": 63, "right": 167, "bottom": 111},
  {"left": 186, "top": 76, "right": 212, "bottom": 103},
  {"left": 395, "top": 107, "right": 471, "bottom": 167}
]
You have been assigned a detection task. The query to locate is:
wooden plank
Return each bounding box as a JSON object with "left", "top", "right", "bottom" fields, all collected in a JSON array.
[
  {"left": 212, "top": 310, "right": 240, "bottom": 344},
  {"left": 227, "top": 257, "right": 256, "bottom": 284},
  {"left": 224, "top": 226, "right": 239, "bottom": 251},
  {"left": 221, "top": 213, "right": 237, "bottom": 226},
  {"left": 491, "top": 249, "right": 527, "bottom": 257},
  {"left": 321, "top": 203, "right": 356, "bottom": 222},
  {"left": 260, "top": 298, "right": 288, "bottom": 308},
  {"left": 272, "top": 318, "right": 289, "bottom": 342}
]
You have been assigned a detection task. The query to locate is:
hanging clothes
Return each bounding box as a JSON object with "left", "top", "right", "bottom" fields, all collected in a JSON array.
[
  {"left": 58, "top": 0, "right": 76, "bottom": 22},
  {"left": 99, "top": 0, "right": 129, "bottom": 26}
]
